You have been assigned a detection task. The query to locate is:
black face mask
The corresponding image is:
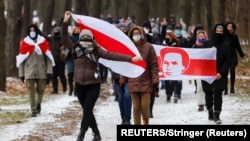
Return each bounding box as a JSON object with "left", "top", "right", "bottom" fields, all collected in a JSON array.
[
  {"left": 54, "top": 32, "right": 60, "bottom": 36},
  {"left": 53, "top": 32, "right": 61, "bottom": 39},
  {"left": 165, "top": 38, "right": 170, "bottom": 43},
  {"left": 73, "top": 33, "right": 80, "bottom": 36},
  {"left": 215, "top": 33, "right": 224, "bottom": 43},
  {"left": 165, "top": 38, "right": 172, "bottom": 45}
]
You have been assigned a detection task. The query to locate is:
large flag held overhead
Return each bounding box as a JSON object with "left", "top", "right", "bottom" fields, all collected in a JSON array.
[
  {"left": 153, "top": 44, "right": 217, "bottom": 84},
  {"left": 71, "top": 13, "right": 146, "bottom": 78}
]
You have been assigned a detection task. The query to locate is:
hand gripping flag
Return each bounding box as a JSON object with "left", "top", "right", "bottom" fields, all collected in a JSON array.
[
  {"left": 153, "top": 44, "right": 217, "bottom": 84},
  {"left": 71, "top": 13, "right": 146, "bottom": 78}
]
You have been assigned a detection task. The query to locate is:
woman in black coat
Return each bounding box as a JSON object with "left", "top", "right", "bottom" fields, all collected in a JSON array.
[
  {"left": 223, "top": 21, "right": 245, "bottom": 94},
  {"left": 201, "top": 23, "right": 231, "bottom": 124}
]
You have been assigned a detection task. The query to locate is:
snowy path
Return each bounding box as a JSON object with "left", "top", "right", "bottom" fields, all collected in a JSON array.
[
  {"left": 60, "top": 80, "right": 250, "bottom": 141},
  {"left": 0, "top": 80, "right": 250, "bottom": 141}
]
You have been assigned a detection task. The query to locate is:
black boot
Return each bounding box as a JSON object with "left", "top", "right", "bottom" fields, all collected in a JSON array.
[
  {"left": 208, "top": 109, "right": 214, "bottom": 120},
  {"left": 77, "top": 128, "right": 86, "bottom": 141},
  {"left": 36, "top": 103, "right": 41, "bottom": 114},
  {"left": 214, "top": 111, "right": 222, "bottom": 124},
  {"left": 123, "top": 119, "right": 131, "bottom": 125},
  {"left": 92, "top": 126, "right": 101, "bottom": 141}
]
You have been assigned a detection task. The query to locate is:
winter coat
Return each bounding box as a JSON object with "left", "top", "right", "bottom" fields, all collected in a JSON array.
[
  {"left": 202, "top": 24, "right": 231, "bottom": 91},
  {"left": 224, "top": 33, "right": 244, "bottom": 65},
  {"left": 61, "top": 22, "right": 132, "bottom": 85},
  {"left": 120, "top": 26, "right": 159, "bottom": 93},
  {"left": 48, "top": 36, "right": 64, "bottom": 63}
]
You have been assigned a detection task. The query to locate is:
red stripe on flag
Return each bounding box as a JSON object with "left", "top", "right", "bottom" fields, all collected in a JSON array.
[
  {"left": 183, "top": 59, "right": 217, "bottom": 76},
  {"left": 76, "top": 22, "right": 146, "bottom": 69}
]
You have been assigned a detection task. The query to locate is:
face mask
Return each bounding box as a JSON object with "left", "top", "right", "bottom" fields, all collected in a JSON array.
[
  {"left": 215, "top": 33, "right": 224, "bottom": 43},
  {"left": 165, "top": 38, "right": 171, "bottom": 43},
  {"left": 175, "top": 30, "right": 182, "bottom": 37},
  {"left": 30, "top": 31, "right": 36, "bottom": 38},
  {"left": 198, "top": 38, "right": 205, "bottom": 43},
  {"left": 166, "top": 29, "right": 172, "bottom": 33},
  {"left": 132, "top": 35, "right": 142, "bottom": 41},
  {"left": 54, "top": 32, "right": 60, "bottom": 36},
  {"left": 144, "top": 28, "right": 149, "bottom": 34},
  {"left": 79, "top": 41, "right": 94, "bottom": 54},
  {"left": 73, "top": 33, "right": 80, "bottom": 36}
]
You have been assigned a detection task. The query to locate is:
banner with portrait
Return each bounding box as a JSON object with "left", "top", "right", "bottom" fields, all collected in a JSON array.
[{"left": 153, "top": 44, "right": 217, "bottom": 84}]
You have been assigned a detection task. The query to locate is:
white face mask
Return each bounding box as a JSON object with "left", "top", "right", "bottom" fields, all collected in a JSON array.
[
  {"left": 132, "top": 35, "right": 142, "bottom": 41},
  {"left": 144, "top": 28, "right": 149, "bottom": 34},
  {"left": 79, "top": 41, "right": 94, "bottom": 53},
  {"left": 30, "top": 31, "right": 36, "bottom": 38}
]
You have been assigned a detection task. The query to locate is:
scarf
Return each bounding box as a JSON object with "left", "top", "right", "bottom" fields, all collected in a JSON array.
[{"left": 16, "top": 35, "right": 55, "bottom": 67}]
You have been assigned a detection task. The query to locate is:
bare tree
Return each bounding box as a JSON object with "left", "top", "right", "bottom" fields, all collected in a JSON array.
[
  {"left": 42, "top": 0, "right": 55, "bottom": 35},
  {"left": 204, "top": 0, "right": 214, "bottom": 36},
  {"left": 218, "top": 0, "right": 226, "bottom": 23},
  {"left": 0, "top": 0, "right": 6, "bottom": 91},
  {"left": 21, "top": 0, "right": 32, "bottom": 39},
  {"left": 89, "top": 0, "right": 102, "bottom": 18},
  {"left": 74, "top": 0, "right": 88, "bottom": 15},
  {"left": 5, "top": 0, "right": 23, "bottom": 77},
  {"left": 133, "top": 0, "right": 150, "bottom": 25}
]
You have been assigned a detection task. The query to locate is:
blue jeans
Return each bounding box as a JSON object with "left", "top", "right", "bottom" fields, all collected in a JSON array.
[{"left": 115, "top": 83, "right": 132, "bottom": 121}]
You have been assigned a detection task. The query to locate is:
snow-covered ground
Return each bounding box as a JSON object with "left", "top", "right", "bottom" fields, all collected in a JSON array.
[{"left": 0, "top": 80, "right": 250, "bottom": 141}]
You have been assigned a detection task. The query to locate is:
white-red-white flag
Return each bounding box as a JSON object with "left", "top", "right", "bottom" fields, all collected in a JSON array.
[
  {"left": 153, "top": 44, "right": 217, "bottom": 84},
  {"left": 71, "top": 13, "right": 146, "bottom": 78}
]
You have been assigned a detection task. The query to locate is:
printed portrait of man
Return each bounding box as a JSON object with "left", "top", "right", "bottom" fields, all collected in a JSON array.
[{"left": 158, "top": 47, "right": 190, "bottom": 77}]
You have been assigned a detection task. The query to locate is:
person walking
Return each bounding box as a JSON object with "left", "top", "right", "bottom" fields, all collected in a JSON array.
[
  {"left": 162, "top": 32, "right": 181, "bottom": 103},
  {"left": 141, "top": 20, "right": 161, "bottom": 118},
  {"left": 16, "top": 24, "right": 55, "bottom": 117},
  {"left": 62, "top": 26, "right": 80, "bottom": 96},
  {"left": 49, "top": 26, "right": 67, "bottom": 94},
  {"left": 62, "top": 11, "right": 142, "bottom": 141},
  {"left": 120, "top": 25, "right": 159, "bottom": 125},
  {"left": 191, "top": 29, "right": 209, "bottom": 111},
  {"left": 202, "top": 23, "right": 231, "bottom": 124},
  {"left": 224, "top": 21, "right": 245, "bottom": 94},
  {"left": 112, "top": 22, "right": 133, "bottom": 125},
  {"left": 173, "top": 24, "right": 189, "bottom": 100}
]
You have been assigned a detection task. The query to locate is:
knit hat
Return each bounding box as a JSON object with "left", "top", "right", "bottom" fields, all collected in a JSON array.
[
  {"left": 142, "top": 20, "right": 151, "bottom": 28},
  {"left": 116, "top": 22, "right": 128, "bottom": 30},
  {"left": 79, "top": 29, "right": 93, "bottom": 40}
]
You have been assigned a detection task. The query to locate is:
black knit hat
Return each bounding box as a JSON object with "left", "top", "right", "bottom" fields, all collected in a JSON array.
[{"left": 142, "top": 20, "right": 151, "bottom": 29}]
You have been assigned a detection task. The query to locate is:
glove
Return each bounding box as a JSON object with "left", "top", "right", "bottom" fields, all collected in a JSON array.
[
  {"left": 153, "top": 83, "right": 159, "bottom": 97},
  {"left": 46, "top": 74, "right": 52, "bottom": 84},
  {"left": 20, "top": 77, "right": 24, "bottom": 83},
  {"left": 120, "top": 84, "right": 125, "bottom": 93}
]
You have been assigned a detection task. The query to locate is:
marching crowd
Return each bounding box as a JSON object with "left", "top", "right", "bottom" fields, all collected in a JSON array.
[{"left": 16, "top": 11, "right": 245, "bottom": 141}]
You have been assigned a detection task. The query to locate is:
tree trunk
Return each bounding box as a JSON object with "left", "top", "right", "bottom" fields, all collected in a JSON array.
[
  {"left": 134, "top": 0, "right": 150, "bottom": 25},
  {"left": 218, "top": 0, "right": 226, "bottom": 23},
  {"left": 5, "top": 0, "right": 23, "bottom": 77},
  {"left": 205, "top": 0, "right": 214, "bottom": 37},
  {"left": 89, "top": 0, "right": 102, "bottom": 18},
  {"left": 74, "top": 0, "right": 88, "bottom": 15},
  {"left": 21, "top": 0, "right": 32, "bottom": 39},
  {"left": 0, "top": 0, "right": 6, "bottom": 91},
  {"left": 42, "top": 0, "right": 55, "bottom": 35}
]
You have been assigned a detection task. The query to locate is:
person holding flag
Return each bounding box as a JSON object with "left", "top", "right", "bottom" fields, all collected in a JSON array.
[
  {"left": 62, "top": 11, "right": 142, "bottom": 141},
  {"left": 202, "top": 23, "right": 231, "bottom": 124}
]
